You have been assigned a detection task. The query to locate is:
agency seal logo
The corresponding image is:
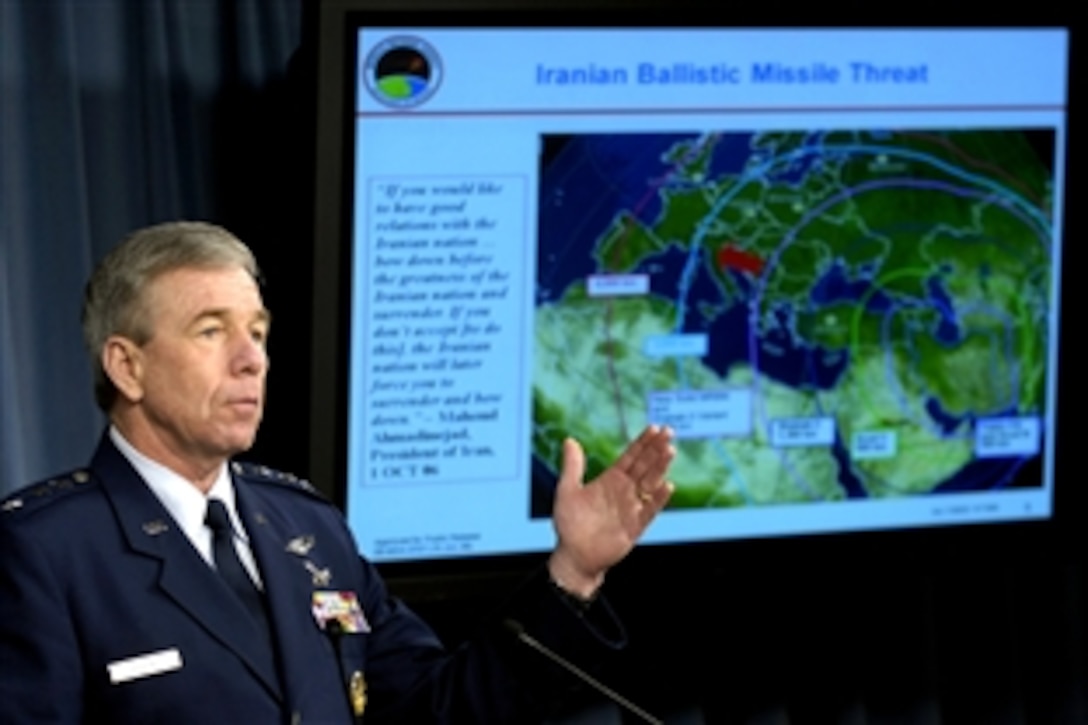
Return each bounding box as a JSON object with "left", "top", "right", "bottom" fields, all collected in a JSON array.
[{"left": 364, "top": 36, "right": 442, "bottom": 108}]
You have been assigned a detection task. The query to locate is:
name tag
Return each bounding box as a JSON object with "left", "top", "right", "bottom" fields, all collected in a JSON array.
[{"left": 107, "top": 648, "right": 183, "bottom": 684}]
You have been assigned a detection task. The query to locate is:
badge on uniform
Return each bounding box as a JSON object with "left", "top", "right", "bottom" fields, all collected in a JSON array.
[
  {"left": 285, "top": 534, "right": 315, "bottom": 556},
  {"left": 304, "top": 561, "right": 332, "bottom": 587},
  {"left": 350, "top": 670, "right": 367, "bottom": 717},
  {"left": 312, "top": 591, "right": 371, "bottom": 633}
]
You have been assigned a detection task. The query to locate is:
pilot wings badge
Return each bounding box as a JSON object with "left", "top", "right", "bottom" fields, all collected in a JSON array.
[{"left": 285, "top": 534, "right": 315, "bottom": 557}]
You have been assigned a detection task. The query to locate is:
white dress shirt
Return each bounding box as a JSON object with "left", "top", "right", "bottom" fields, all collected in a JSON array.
[{"left": 110, "top": 426, "right": 264, "bottom": 588}]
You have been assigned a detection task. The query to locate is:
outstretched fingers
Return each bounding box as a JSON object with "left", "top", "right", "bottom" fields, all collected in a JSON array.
[{"left": 616, "top": 425, "right": 675, "bottom": 502}]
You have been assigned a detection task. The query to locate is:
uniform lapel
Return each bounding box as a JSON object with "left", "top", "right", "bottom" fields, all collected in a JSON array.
[
  {"left": 236, "top": 480, "right": 338, "bottom": 711},
  {"left": 91, "top": 437, "right": 282, "bottom": 701}
]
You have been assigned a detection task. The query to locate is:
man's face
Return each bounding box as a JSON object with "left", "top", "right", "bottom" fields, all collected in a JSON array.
[{"left": 129, "top": 265, "right": 270, "bottom": 463}]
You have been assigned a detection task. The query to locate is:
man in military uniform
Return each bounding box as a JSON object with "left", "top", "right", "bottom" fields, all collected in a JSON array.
[{"left": 0, "top": 221, "right": 675, "bottom": 723}]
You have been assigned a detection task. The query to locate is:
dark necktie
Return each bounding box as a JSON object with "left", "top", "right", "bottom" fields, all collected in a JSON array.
[{"left": 205, "top": 498, "right": 271, "bottom": 636}]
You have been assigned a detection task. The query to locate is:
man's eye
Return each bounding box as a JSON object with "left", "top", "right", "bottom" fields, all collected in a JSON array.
[{"left": 199, "top": 327, "right": 223, "bottom": 338}]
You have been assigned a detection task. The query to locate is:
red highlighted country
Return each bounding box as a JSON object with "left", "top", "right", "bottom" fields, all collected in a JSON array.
[{"left": 716, "top": 243, "right": 765, "bottom": 275}]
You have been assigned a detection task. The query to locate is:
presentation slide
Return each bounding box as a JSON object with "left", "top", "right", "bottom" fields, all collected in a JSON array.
[{"left": 345, "top": 27, "right": 1067, "bottom": 562}]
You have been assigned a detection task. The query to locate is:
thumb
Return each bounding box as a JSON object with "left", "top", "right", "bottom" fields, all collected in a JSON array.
[{"left": 557, "top": 437, "right": 586, "bottom": 496}]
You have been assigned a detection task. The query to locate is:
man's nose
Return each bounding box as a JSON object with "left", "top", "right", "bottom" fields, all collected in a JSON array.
[{"left": 232, "top": 332, "right": 268, "bottom": 375}]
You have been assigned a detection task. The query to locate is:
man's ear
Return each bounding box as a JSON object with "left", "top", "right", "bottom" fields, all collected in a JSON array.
[{"left": 102, "top": 336, "right": 145, "bottom": 403}]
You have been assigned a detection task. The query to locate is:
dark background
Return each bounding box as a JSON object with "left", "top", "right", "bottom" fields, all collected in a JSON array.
[
  {"left": 2, "top": 1, "right": 1084, "bottom": 722},
  {"left": 294, "top": 4, "right": 1088, "bottom": 722}
]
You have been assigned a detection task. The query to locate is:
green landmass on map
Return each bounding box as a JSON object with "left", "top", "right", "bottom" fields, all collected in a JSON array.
[{"left": 534, "top": 129, "right": 1054, "bottom": 510}]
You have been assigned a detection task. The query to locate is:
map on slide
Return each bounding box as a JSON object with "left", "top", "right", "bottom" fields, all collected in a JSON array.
[{"left": 531, "top": 129, "right": 1055, "bottom": 515}]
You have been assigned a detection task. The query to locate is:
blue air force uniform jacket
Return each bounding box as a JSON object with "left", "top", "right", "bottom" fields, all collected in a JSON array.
[{"left": 0, "top": 435, "right": 626, "bottom": 724}]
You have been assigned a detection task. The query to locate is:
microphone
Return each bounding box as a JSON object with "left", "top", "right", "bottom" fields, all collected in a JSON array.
[
  {"left": 502, "top": 619, "right": 664, "bottom": 725},
  {"left": 323, "top": 617, "right": 345, "bottom": 657}
]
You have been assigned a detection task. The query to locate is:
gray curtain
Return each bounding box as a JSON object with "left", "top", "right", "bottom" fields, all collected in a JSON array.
[{"left": 0, "top": 0, "right": 301, "bottom": 495}]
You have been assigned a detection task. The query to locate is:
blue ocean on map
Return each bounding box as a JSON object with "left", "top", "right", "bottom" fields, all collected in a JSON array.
[{"left": 538, "top": 132, "right": 755, "bottom": 303}]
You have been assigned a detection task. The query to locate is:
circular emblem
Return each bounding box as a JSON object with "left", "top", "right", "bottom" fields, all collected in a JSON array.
[{"left": 364, "top": 36, "right": 442, "bottom": 109}]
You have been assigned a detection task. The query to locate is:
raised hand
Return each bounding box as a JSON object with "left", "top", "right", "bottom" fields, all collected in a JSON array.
[{"left": 547, "top": 425, "right": 675, "bottom": 598}]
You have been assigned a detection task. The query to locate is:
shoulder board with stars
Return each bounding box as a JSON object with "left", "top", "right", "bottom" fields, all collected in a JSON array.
[
  {"left": 230, "top": 461, "right": 330, "bottom": 502},
  {"left": 1, "top": 469, "right": 96, "bottom": 517}
]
